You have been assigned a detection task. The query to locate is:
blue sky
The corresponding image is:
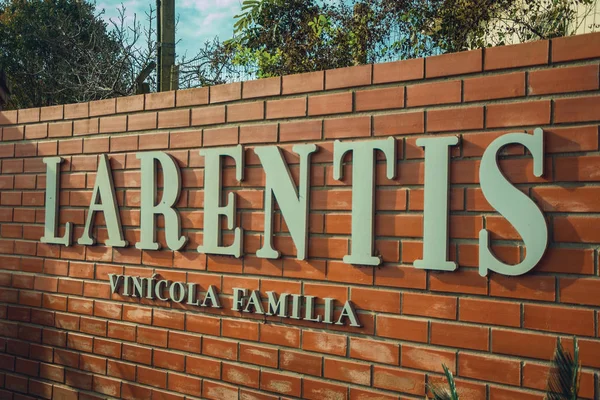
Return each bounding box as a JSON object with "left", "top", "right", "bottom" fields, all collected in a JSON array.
[{"left": 97, "top": 0, "right": 241, "bottom": 57}]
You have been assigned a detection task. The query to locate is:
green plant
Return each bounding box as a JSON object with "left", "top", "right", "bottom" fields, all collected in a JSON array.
[
  {"left": 427, "top": 364, "right": 459, "bottom": 400},
  {"left": 545, "top": 338, "right": 581, "bottom": 400}
]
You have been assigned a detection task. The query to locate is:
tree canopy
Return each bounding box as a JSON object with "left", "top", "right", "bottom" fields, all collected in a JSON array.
[
  {"left": 227, "top": 0, "right": 598, "bottom": 78},
  {"left": 0, "top": 0, "right": 597, "bottom": 108},
  {"left": 0, "top": 0, "right": 136, "bottom": 108}
]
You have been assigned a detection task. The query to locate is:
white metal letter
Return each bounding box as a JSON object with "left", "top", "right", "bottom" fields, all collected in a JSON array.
[
  {"left": 135, "top": 152, "right": 187, "bottom": 251},
  {"left": 78, "top": 155, "right": 127, "bottom": 247},
  {"left": 198, "top": 145, "right": 244, "bottom": 257},
  {"left": 254, "top": 144, "right": 317, "bottom": 260},
  {"left": 41, "top": 157, "right": 72, "bottom": 246},
  {"left": 414, "top": 136, "right": 459, "bottom": 271},
  {"left": 479, "top": 128, "right": 548, "bottom": 276},
  {"left": 333, "top": 137, "right": 396, "bottom": 266}
]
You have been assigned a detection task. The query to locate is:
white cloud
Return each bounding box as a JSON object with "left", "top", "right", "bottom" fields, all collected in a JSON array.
[{"left": 99, "top": 0, "right": 242, "bottom": 55}]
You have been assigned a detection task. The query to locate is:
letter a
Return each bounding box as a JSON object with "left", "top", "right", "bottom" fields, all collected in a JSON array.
[{"left": 78, "top": 155, "right": 127, "bottom": 247}]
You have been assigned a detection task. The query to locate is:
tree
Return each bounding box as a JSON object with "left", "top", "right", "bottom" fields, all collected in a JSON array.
[
  {"left": 0, "top": 0, "right": 138, "bottom": 108},
  {"left": 229, "top": 0, "right": 598, "bottom": 77}
]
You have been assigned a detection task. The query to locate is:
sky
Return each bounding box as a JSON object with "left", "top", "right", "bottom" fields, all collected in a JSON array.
[{"left": 97, "top": 0, "right": 241, "bottom": 58}]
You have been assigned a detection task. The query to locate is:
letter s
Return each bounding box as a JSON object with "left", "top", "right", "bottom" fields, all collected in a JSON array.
[{"left": 479, "top": 128, "right": 548, "bottom": 276}]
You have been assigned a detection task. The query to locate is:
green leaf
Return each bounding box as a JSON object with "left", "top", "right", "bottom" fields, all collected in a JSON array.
[{"left": 545, "top": 338, "right": 581, "bottom": 400}]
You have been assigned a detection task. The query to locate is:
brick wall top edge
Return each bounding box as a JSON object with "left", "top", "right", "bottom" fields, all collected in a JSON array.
[{"left": 0, "top": 32, "right": 599, "bottom": 127}]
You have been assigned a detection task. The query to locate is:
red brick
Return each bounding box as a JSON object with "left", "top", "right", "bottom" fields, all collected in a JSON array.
[
  {"left": 552, "top": 31, "right": 600, "bottom": 62},
  {"left": 464, "top": 72, "right": 526, "bottom": 102},
  {"left": 351, "top": 287, "right": 400, "bottom": 313},
  {"left": 260, "top": 371, "right": 301, "bottom": 396},
  {"left": 459, "top": 353, "right": 520, "bottom": 385},
  {"left": 158, "top": 109, "right": 190, "bottom": 128},
  {"left": 324, "top": 358, "right": 370, "bottom": 385},
  {"left": 406, "top": 80, "right": 461, "bottom": 107},
  {"left": 560, "top": 277, "right": 600, "bottom": 307},
  {"left": 530, "top": 64, "right": 599, "bottom": 95},
  {"left": 303, "top": 378, "right": 347, "bottom": 400},
  {"left": 485, "top": 40, "right": 549, "bottom": 70},
  {"left": 324, "top": 116, "right": 370, "bottom": 139},
  {"left": 554, "top": 95, "right": 600, "bottom": 123},
  {"left": 137, "top": 326, "right": 167, "bottom": 347},
  {"left": 191, "top": 105, "right": 225, "bottom": 126},
  {"left": 203, "top": 380, "right": 239, "bottom": 399},
  {"left": 128, "top": 112, "right": 157, "bottom": 131},
  {"left": 279, "top": 120, "right": 322, "bottom": 142},
  {"left": 326, "top": 64, "right": 371, "bottom": 90},
  {"left": 489, "top": 386, "right": 545, "bottom": 400},
  {"left": 492, "top": 328, "right": 556, "bottom": 360},
  {"left": 355, "top": 86, "right": 404, "bottom": 112},
  {"left": 350, "top": 337, "right": 398, "bottom": 365},
  {"left": 308, "top": 92, "right": 352, "bottom": 116},
  {"left": 202, "top": 337, "right": 237, "bottom": 360},
  {"left": 64, "top": 103, "right": 89, "bottom": 119},
  {"left": 240, "top": 124, "right": 277, "bottom": 144},
  {"left": 153, "top": 349, "right": 184, "bottom": 372},
  {"left": 145, "top": 91, "right": 175, "bottom": 110},
  {"left": 403, "top": 292, "right": 456, "bottom": 320},
  {"left": 48, "top": 121, "right": 72, "bottom": 138},
  {"left": 18, "top": 107, "right": 40, "bottom": 123},
  {"left": 138, "top": 132, "right": 169, "bottom": 150},
  {"left": 243, "top": 77, "right": 281, "bottom": 99},
  {"left": 0, "top": 110, "right": 18, "bottom": 125},
  {"left": 116, "top": 95, "right": 144, "bottom": 113},
  {"left": 228, "top": 101, "right": 264, "bottom": 122},
  {"left": 169, "top": 130, "right": 202, "bottom": 149},
  {"left": 266, "top": 97, "right": 306, "bottom": 119},
  {"left": 260, "top": 324, "right": 300, "bottom": 348},
  {"left": 431, "top": 321, "right": 489, "bottom": 351},
  {"left": 239, "top": 343, "right": 278, "bottom": 368},
  {"left": 373, "top": 111, "right": 424, "bottom": 136},
  {"left": 459, "top": 297, "right": 520, "bottom": 327},
  {"left": 186, "top": 355, "right": 221, "bottom": 378},
  {"left": 203, "top": 126, "right": 238, "bottom": 147},
  {"left": 427, "top": 106, "right": 483, "bottom": 132},
  {"left": 73, "top": 117, "right": 99, "bottom": 135},
  {"left": 372, "top": 365, "right": 425, "bottom": 395},
  {"left": 377, "top": 315, "right": 428, "bottom": 343},
  {"left": 302, "top": 330, "right": 346, "bottom": 356},
  {"left": 279, "top": 349, "right": 322, "bottom": 376},
  {"left": 282, "top": 71, "right": 324, "bottom": 95},
  {"left": 486, "top": 100, "right": 551, "bottom": 128},
  {"left": 401, "top": 344, "right": 456, "bottom": 373},
  {"left": 122, "top": 383, "right": 152, "bottom": 400},
  {"left": 2, "top": 126, "right": 24, "bottom": 140},
  {"left": 210, "top": 82, "right": 242, "bottom": 103},
  {"left": 176, "top": 87, "right": 209, "bottom": 107},
  {"left": 554, "top": 216, "right": 600, "bottom": 243},
  {"left": 222, "top": 319, "right": 259, "bottom": 341},
  {"left": 426, "top": 49, "right": 482, "bottom": 77},
  {"left": 524, "top": 303, "right": 594, "bottom": 336},
  {"left": 373, "top": 58, "right": 424, "bottom": 84},
  {"left": 89, "top": 99, "right": 115, "bottom": 117},
  {"left": 99, "top": 115, "right": 126, "bottom": 133},
  {"left": 25, "top": 123, "right": 47, "bottom": 139}
]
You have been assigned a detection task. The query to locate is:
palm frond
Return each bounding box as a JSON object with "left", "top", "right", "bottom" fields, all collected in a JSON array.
[
  {"left": 428, "top": 364, "right": 459, "bottom": 400},
  {"left": 545, "top": 338, "right": 581, "bottom": 400}
]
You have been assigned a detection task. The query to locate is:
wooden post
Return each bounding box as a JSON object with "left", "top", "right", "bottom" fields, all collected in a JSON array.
[
  {"left": 157, "top": 0, "right": 176, "bottom": 92},
  {"left": 0, "top": 70, "right": 10, "bottom": 110}
]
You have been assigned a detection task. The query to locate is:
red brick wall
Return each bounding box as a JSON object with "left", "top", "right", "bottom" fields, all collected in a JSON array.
[{"left": 0, "top": 32, "right": 599, "bottom": 400}]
